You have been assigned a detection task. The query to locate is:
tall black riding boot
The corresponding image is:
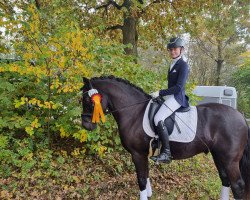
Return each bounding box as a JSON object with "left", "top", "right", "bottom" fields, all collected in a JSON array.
[{"left": 150, "top": 120, "right": 172, "bottom": 163}]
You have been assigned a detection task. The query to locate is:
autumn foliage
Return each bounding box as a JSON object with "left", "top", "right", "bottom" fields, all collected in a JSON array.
[{"left": 0, "top": 1, "right": 249, "bottom": 199}]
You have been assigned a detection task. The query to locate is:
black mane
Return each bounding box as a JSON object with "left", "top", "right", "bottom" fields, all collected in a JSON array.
[{"left": 91, "top": 75, "right": 151, "bottom": 98}]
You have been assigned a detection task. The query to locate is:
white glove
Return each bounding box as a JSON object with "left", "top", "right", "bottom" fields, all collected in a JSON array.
[
  {"left": 88, "top": 89, "right": 98, "bottom": 97},
  {"left": 150, "top": 91, "right": 159, "bottom": 98}
]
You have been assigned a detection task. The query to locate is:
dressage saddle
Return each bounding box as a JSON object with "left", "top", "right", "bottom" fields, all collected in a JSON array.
[{"left": 148, "top": 96, "right": 190, "bottom": 135}]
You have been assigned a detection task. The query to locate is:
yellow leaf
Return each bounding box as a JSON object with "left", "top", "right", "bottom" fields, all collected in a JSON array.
[
  {"left": 60, "top": 127, "right": 69, "bottom": 138},
  {"left": 98, "top": 146, "right": 107, "bottom": 157},
  {"left": 31, "top": 118, "right": 41, "bottom": 128},
  {"left": 79, "top": 130, "right": 87, "bottom": 143},
  {"left": 37, "top": 100, "right": 43, "bottom": 107},
  {"left": 25, "top": 126, "right": 34, "bottom": 136},
  {"left": 29, "top": 98, "right": 37, "bottom": 105},
  {"left": 72, "top": 175, "right": 80, "bottom": 183},
  {"left": 71, "top": 148, "right": 80, "bottom": 156},
  {"left": 14, "top": 99, "right": 21, "bottom": 108}
]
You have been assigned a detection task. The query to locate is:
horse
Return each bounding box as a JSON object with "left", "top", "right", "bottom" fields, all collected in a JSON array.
[{"left": 80, "top": 75, "right": 250, "bottom": 200}]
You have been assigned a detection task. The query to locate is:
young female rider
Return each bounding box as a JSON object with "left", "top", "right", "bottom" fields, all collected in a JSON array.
[{"left": 151, "top": 37, "right": 190, "bottom": 163}]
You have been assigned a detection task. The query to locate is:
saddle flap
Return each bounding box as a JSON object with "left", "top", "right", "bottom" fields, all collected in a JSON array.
[
  {"left": 148, "top": 101, "right": 161, "bottom": 132},
  {"left": 148, "top": 100, "right": 177, "bottom": 135}
]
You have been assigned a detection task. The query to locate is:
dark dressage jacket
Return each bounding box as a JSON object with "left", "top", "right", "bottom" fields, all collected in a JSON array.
[{"left": 159, "top": 57, "right": 190, "bottom": 108}]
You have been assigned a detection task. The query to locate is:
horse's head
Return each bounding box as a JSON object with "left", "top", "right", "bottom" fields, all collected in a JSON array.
[{"left": 80, "top": 77, "right": 109, "bottom": 131}]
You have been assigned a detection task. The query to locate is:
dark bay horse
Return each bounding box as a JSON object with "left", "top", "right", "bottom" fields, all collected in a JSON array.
[{"left": 81, "top": 76, "right": 250, "bottom": 200}]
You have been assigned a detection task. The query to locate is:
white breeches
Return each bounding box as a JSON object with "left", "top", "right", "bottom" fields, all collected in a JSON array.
[{"left": 154, "top": 95, "right": 181, "bottom": 126}]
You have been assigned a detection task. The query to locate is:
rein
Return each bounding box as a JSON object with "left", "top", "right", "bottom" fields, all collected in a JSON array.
[
  {"left": 105, "top": 98, "right": 151, "bottom": 115},
  {"left": 81, "top": 93, "right": 151, "bottom": 117}
]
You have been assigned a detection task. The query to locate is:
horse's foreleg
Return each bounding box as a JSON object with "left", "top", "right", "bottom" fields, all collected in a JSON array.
[
  {"left": 145, "top": 158, "right": 152, "bottom": 197},
  {"left": 146, "top": 178, "right": 152, "bottom": 197},
  {"left": 132, "top": 152, "right": 150, "bottom": 200}
]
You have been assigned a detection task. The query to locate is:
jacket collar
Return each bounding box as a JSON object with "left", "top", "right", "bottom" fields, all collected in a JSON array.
[{"left": 169, "top": 57, "right": 183, "bottom": 73}]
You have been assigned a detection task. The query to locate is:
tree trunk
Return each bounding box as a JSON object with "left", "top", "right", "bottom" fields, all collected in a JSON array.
[
  {"left": 215, "top": 59, "right": 223, "bottom": 85},
  {"left": 215, "top": 40, "right": 224, "bottom": 85},
  {"left": 121, "top": 0, "right": 138, "bottom": 60},
  {"left": 122, "top": 16, "right": 138, "bottom": 57}
]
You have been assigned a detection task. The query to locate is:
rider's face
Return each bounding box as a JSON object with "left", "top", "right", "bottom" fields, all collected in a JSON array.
[{"left": 168, "top": 47, "right": 182, "bottom": 59}]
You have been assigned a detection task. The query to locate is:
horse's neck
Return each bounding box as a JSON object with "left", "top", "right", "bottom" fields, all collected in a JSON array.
[{"left": 93, "top": 79, "right": 149, "bottom": 122}]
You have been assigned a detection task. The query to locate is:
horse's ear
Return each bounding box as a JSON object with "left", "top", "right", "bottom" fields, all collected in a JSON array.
[
  {"left": 83, "top": 77, "right": 94, "bottom": 89},
  {"left": 81, "top": 77, "right": 89, "bottom": 91},
  {"left": 83, "top": 77, "right": 89, "bottom": 84}
]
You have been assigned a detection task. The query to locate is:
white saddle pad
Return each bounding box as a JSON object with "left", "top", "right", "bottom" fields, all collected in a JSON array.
[{"left": 143, "top": 99, "right": 198, "bottom": 143}]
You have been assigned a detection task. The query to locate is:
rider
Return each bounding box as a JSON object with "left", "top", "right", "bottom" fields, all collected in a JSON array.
[{"left": 151, "top": 37, "right": 190, "bottom": 163}]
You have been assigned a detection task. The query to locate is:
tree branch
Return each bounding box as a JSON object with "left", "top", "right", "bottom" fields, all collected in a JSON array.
[
  {"left": 222, "top": 34, "right": 236, "bottom": 50},
  {"left": 204, "top": 34, "right": 216, "bottom": 45},
  {"left": 106, "top": 24, "right": 124, "bottom": 31},
  {"left": 195, "top": 38, "right": 216, "bottom": 61},
  {"left": 140, "top": 0, "right": 178, "bottom": 16},
  {"left": 0, "top": 0, "right": 15, "bottom": 15},
  {"left": 35, "top": 0, "right": 41, "bottom": 10},
  {"left": 96, "top": 0, "right": 124, "bottom": 10}
]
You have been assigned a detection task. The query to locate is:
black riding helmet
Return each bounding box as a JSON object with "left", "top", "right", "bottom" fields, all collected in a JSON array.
[{"left": 167, "top": 37, "right": 184, "bottom": 49}]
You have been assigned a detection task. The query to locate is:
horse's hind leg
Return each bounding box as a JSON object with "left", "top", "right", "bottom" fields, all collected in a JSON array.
[
  {"left": 212, "top": 152, "right": 231, "bottom": 200},
  {"left": 132, "top": 152, "right": 150, "bottom": 200},
  {"left": 224, "top": 162, "right": 245, "bottom": 200},
  {"left": 212, "top": 151, "right": 245, "bottom": 199}
]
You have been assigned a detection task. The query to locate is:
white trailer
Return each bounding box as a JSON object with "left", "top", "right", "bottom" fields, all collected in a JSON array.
[{"left": 193, "top": 86, "right": 237, "bottom": 109}]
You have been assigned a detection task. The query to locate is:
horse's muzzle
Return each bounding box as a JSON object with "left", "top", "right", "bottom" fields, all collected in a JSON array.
[{"left": 81, "top": 114, "right": 97, "bottom": 131}]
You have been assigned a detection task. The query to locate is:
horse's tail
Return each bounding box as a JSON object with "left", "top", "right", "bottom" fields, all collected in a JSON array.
[{"left": 240, "top": 126, "right": 250, "bottom": 200}]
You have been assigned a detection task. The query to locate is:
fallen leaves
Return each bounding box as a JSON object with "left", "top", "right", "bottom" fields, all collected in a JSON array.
[{"left": 0, "top": 151, "right": 220, "bottom": 199}]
